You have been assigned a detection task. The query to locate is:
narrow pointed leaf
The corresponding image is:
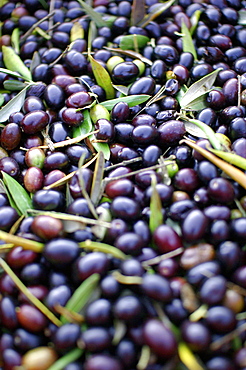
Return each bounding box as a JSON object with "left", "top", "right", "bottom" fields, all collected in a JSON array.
[
  {"left": 70, "top": 22, "right": 84, "bottom": 42},
  {"left": 73, "top": 109, "right": 92, "bottom": 137},
  {"left": 2, "top": 46, "right": 32, "bottom": 81},
  {"left": 30, "top": 51, "right": 41, "bottom": 73},
  {"left": 2, "top": 172, "right": 33, "bottom": 216},
  {"left": 149, "top": 175, "right": 163, "bottom": 233},
  {"left": 11, "top": 28, "right": 20, "bottom": 54},
  {"left": 90, "top": 151, "right": 105, "bottom": 205},
  {"left": 47, "top": 349, "right": 84, "bottom": 370},
  {"left": 0, "top": 85, "right": 30, "bottom": 123},
  {"left": 138, "top": 0, "right": 175, "bottom": 27},
  {"left": 101, "top": 94, "right": 150, "bottom": 110},
  {"left": 178, "top": 342, "right": 205, "bottom": 370},
  {"left": 239, "top": 10, "right": 246, "bottom": 25},
  {"left": 0, "top": 94, "right": 4, "bottom": 107},
  {"left": 183, "top": 94, "right": 208, "bottom": 111},
  {"left": 104, "top": 47, "right": 153, "bottom": 65},
  {"left": 190, "top": 10, "right": 202, "bottom": 35},
  {"left": 0, "top": 258, "right": 61, "bottom": 326},
  {"left": 91, "top": 206, "right": 112, "bottom": 240},
  {"left": 181, "top": 20, "right": 197, "bottom": 61},
  {"left": 61, "top": 273, "right": 100, "bottom": 324},
  {"left": 89, "top": 54, "right": 115, "bottom": 99},
  {"left": 3, "top": 80, "right": 27, "bottom": 91},
  {"left": 182, "top": 139, "right": 246, "bottom": 189},
  {"left": 180, "top": 68, "right": 222, "bottom": 110},
  {"left": 119, "top": 34, "right": 149, "bottom": 50},
  {"left": 88, "top": 20, "right": 97, "bottom": 52},
  {"left": 0, "top": 67, "right": 29, "bottom": 80},
  {"left": 80, "top": 240, "right": 127, "bottom": 260},
  {"left": 131, "top": 0, "right": 146, "bottom": 26},
  {"left": 77, "top": 0, "right": 108, "bottom": 27},
  {"left": 183, "top": 117, "right": 221, "bottom": 149},
  {"left": 184, "top": 121, "right": 208, "bottom": 139},
  {"left": 209, "top": 148, "right": 246, "bottom": 170},
  {"left": 90, "top": 138, "right": 110, "bottom": 160}
]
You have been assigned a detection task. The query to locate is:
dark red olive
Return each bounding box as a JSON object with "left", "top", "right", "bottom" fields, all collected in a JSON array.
[{"left": 20, "top": 110, "right": 49, "bottom": 134}]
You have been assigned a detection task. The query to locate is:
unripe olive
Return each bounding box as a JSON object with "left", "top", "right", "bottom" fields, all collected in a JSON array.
[
  {"left": 22, "top": 347, "right": 58, "bottom": 370},
  {"left": 133, "top": 59, "right": 145, "bottom": 76},
  {"left": 106, "top": 55, "right": 124, "bottom": 73},
  {"left": 25, "top": 148, "right": 45, "bottom": 169}
]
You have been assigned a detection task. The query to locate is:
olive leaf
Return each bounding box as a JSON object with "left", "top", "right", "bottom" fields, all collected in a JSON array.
[
  {"left": 138, "top": 0, "right": 175, "bottom": 27},
  {"left": 90, "top": 137, "right": 111, "bottom": 160},
  {"left": 2, "top": 46, "right": 32, "bottom": 81},
  {"left": 0, "top": 258, "right": 61, "bottom": 326},
  {"left": 38, "top": 0, "right": 48, "bottom": 9},
  {"left": 11, "top": 28, "right": 20, "bottom": 54},
  {"left": 112, "top": 84, "right": 129, "bottom": 96},
  {"left": 2, "top": 172, "right": 33, "bottom": 216},
  {"left": 70, "top": 22, "right": 84, "bottom": 42},
  {"left": 104, "top": 47, "right": 153, "bottom": 66},
  {"left": 182, "top": 139, "right": 246, "bottom": 190},
  {"left": 180, "top": 68, "right": 222, "bottom": 110},
  {"left": 149, "top": 174, "right": 163, "bottom": 233},
  {"left": 90, "top": 151, "right": 105, "bottom": 205},
  {"left": 190, "top": 10, "right": 202, "bottom": 36},
  {"left": 30, "top": 51, "right": 41, "bottom": 73},
  {"left": 61, "top": 273, "right": 100, "bottom": 324},
  {"left": 80, "top": 240, "right": 127, "bottom": 260},
  {"left": 47, "top": 349, "right": 84, "bottom": 370},
  {"left": 73, "top": 109, "right": 92, "bottom": 137},
  {"left": 91, "top": 205, "right": 112, "bottom": 240},
  {"left": 101, "top": 94, "right": 150, "bottom": 110},
  {"left": 88, "top": 54, "right": 115, "bottom": 100},
  {"left": 239, "top": 10, "right": 246, "bottom": 25},
  {"left": 184, "top": 120, "right": 208, "bottom": 139},
  {"left": 181, "top": 20, "right": 197, "bottom": 61},
  {"left": 77, "top": 0, "right": 108, "bottom": 27},
  {"left": 182, "top": 117, "right": 221, "bottom": 150},
  {"left": 0, "top": 84, "right": 30, "bottom": 123},
  {"left": 131, "top": 0, "right": 146, "bottom": 26},
  {"left": 178, "top": 342, "right": 205, "bottom": 370},
  {"left": 208, "top": 148, "right": 246, "bottom": 170},
  {"left": 0, "top": 67, "right": 29, "bottom": 80},
  {"left": 87, "top": 20, "right": 97, "bottom": 52},
  {"left": 3, "top": 80, "right": 27, "bottom": 91},
  {"left": 119, "top": 34, "right": 150, "bottom": 51},
  {"left": 0, "top": 94, "right": 4, "bottom": 107}
]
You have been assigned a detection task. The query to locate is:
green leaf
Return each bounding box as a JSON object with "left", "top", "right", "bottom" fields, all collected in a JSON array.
[
  {"left": 88, "top": 54, "right": 115, "bottom": 100},
  {"left": 77, "top": 0, "right": 108, "bottom": 27},
  {"left": 47, "top": 349, "right": 83, "bottom": 370},
  {"left": 3, "top": 80, "right": 27, "bottom": 91},
  {"left": 239, "top": 10, "right": 246, "bottom": 25},
  {"left": 184, "top": 120, "right": 208, "bottom": 139},
  {"left": 73, "top": 109, "right": 92, "bottom": 137},
  {"left": 30, "top": 51, "right": 41, "bottom": 73},
  {"left": 101, "top": 94, "right": 150, "bottom": 110},
  {"left": 209, "top": 148, "right": 246, "bottom": 170},
  {"left": 2, "top": 46, "right": 32, "bottom": 81},
  {"left": 180, "top": 68, "right": 222, "bottom": 110},
  {"left": 183, "top": 94, "right": 208, "bottom": 111},
  {"left": 91, "top": 205, "right": 112, "bottom": 240},
  {"left": 104, "top": 47, "right": 153, "bottom": 66},
  {"left": 90, "top": 137, "right": 111, "bottom": 160},
  {"left": 182, "top": 117, "right": 221, "bottom": 150},
  {"left": 70, "top": 22, "right": 84, "bottom": 42},
  {"left": 61, "top": 273, "right": 100, "bottom": 324},
  {"left": 11, "top": 28, "right": 20, "bottom": 54},
  {"left": 178, "top": 342, "right": 205, "bottom": 370},
  {"left": 149, "top": 174, "right": 163, "bottom": 233},
  {"left": 2, "top": 172, "right": 33, "bottom": 216},
  {"left": 131, "top": 0, "right": 146, "bottom": 26},
  {"left": 0, "top": 67, "right": 29, "bottom": 80},
  {"left": 80, "top": 240, "right": 127, "bottom": 260},
  {"left": 38, "top": 0, "right": 48, "bottom": 9},
  {"left": 138, "top": 0, "right": 175, "bottom": 27},
  {"left": 0, "top": 94, "right": 4, "bottom": 107},
  {"left": 181, "top": 20, "right": 197, "bottom": 61},
  {"left": 87, "top": 20, "right": 97, "bottom": 52},
  {"left": 119, "top": 34, "right": 150, "bottom": 51},
  {"left": 190, "top": 10, "right": 202, "bottom": 36},
  {"left": 90, "top": 151, "right": 105, "bottom": 205},
  {"left": 0, "top": 179, "right": 19, "bottom": 212},
  {"left": 0, "top": 84, "right": 30, "bottom": 123}
]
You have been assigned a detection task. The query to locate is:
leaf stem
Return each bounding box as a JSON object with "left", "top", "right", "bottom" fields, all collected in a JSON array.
[
  {"left": 0, "top": 258, "right": 62, "bottom": 327},
  {"left": 21, "top": 11, "right": 56, "bottom": 41},
  {"left": 0, "top": 230, "right": 44, "bottom": 252},
  {"left": 47, "top": 348, "right": 84, "bottom": 370}
]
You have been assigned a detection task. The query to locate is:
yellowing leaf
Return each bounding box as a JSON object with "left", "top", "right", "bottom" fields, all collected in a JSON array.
[
  {"left": 88, "top": 54, "right": 115, "bottom": 99},
  {"left": 70, "top": 22, "right": 84, "bottom": 42},
  {"left": 149, "top": 174, "right": 163, "bottom": 233},
  {"left": 178, "top": 342, "right": 205, "bottom": 370},
  {"left": 2, "top": 46, "right": 32, "bottom": 81},
  {"left": 181, "top": 20, "right": 197, "bottom": 61}
]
